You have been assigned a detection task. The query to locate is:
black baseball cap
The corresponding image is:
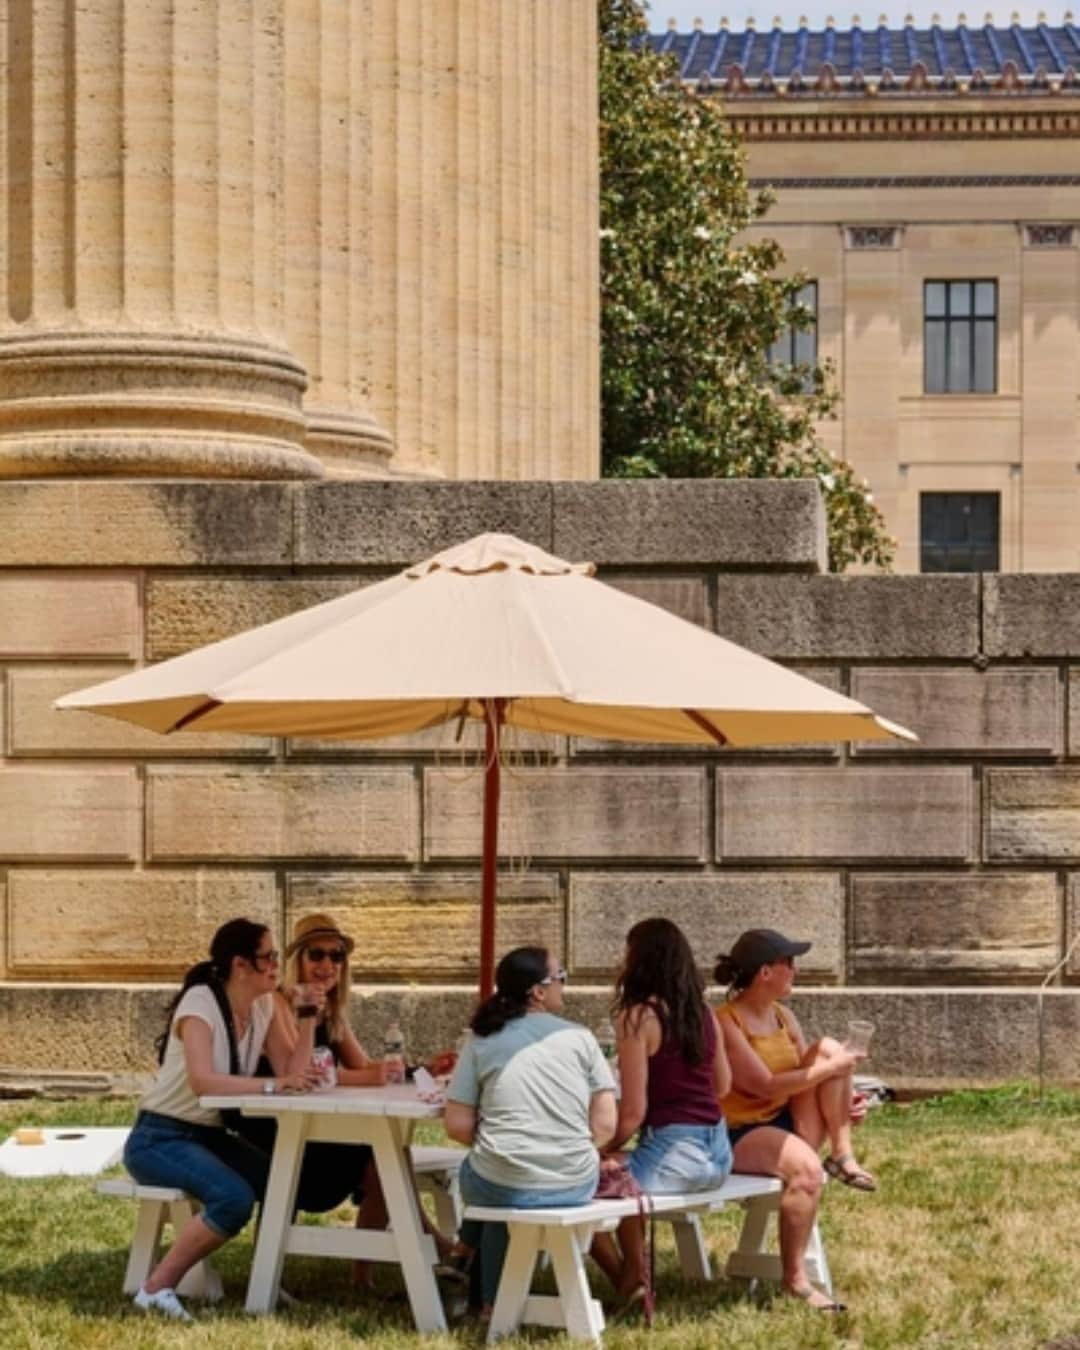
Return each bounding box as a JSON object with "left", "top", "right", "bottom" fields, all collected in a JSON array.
[{"left": 730, "top": 929, "right": 811, "bottom": 974}]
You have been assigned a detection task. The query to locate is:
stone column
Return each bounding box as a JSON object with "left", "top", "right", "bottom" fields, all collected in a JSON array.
[
  {"left": 363, "top": 0, "right": 599, "bottom": 479},
  {"left": 0, "top": 0, "right": 323, "bottom": 479},
  {"left": 282, "top": 0, "right": 393, "bottom": 476}
]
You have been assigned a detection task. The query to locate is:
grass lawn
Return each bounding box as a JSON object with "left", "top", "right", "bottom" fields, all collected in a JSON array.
[{"left": 1, "top": 1086, "right": 1078, "bottom": 1349}]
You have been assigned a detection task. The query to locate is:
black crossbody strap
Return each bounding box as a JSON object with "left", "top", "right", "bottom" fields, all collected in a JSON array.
[{"left": 207, "top": 978, "right": 241, "bottom": 1077}]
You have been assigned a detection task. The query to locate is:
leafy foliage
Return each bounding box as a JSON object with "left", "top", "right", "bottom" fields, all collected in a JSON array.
[{"left": 598, "top": 0, "right": 894, "bottom": 570}]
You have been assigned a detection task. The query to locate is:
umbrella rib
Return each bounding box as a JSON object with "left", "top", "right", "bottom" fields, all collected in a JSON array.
[
  {"left": 171, "top": 698, "right": 223, "bottom": 732},
  {"left": 683, "top": 709, "right": 728, "bottom": 746}
]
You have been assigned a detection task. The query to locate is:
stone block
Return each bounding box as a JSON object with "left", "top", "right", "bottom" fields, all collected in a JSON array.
[
  {"left": 569, "top": 872, "right": 843, "bottom": 979},
  {"left": 717, "top": 767, "right": 974, "bottom": 861},
  {"left": 0, "top": 482, "right": 293, "bottom": 566},
  {"left": 552, "top": 480, "right": 827, "bottom": 570},
  {"left": 6, "top": 871, "right": 279, "bottom": 979},
  {"left": 713, "top": 574, "right": 979, "bottom": 660},
  {"left": 597, "top": 573, "right": 709, "bottom": 628},
  {"left": 0, "top": 573, "right": 139, "bottom": 657},
  {"left": 424, "top": 766, "right": 707, "bottom": 862},
  {"left": 7, "top": 666, "right": 272, "bottom": 757},
  {"left": 984, "top": 575, "right": 1080, "bottom": 657},
  {"left": 986, "top": 770, "right": 1080, "bottom": 863},
  {"left": 342, "top": 987, "right": 484, "bottom": 1062},
  {"left": 294, "top": 481, "right": 553, "bottom": 566},
  {"left": 148, "top": 767, "right": 419, "bottom": 861},
  {"left": 0, "top": 984, "right": 150, "bottom": 1074},
  {"left": 852, "top": 873, "right": 1059, "bottom": 981},
  {"left": 147, "top": 575, "right": 374, "bottom": 659},
  {"left": 0, "top": 768, "right": 139, "bottom": 860},
  {"left": 851, "top": 667, "right": 1062, "bottom": 757},
  {"left": 287, "top": 872, "right": 563, "bottom": 980},
  {"left": 1068, "top": 875, "right": 1080, "bottom": 977},
  {"left": 781, "top": 989, "right": 1080, "bottom": 1088},
  {"left": 1069, "top": 670, "right": 1080, "bottom": 758}
]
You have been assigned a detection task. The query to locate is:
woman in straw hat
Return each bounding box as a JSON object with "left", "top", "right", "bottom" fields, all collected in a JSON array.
[
  {"left": 276, "top": 913, "right": 459, "bottom": 1288},
  {"left": 714, "top": 928, "right": 873, "bottom": 1313}
]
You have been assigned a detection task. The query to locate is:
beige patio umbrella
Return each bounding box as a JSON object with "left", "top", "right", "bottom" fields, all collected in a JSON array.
[{"left": 58, "top": 532, "right": 915, "bottom": 995}]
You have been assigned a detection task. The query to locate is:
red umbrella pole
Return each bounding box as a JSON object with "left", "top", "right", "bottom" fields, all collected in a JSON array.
[{"left": 479, "top": 698, "right": 506, "bottom": 999}]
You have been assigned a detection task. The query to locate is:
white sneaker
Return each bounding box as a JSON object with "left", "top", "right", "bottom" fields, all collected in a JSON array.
[{"left": 133, "top": 1286, "right": 193, "bottom": 1322}]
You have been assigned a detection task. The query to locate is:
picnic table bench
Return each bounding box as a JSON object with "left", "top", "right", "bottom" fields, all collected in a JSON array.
[
  {"left": 466, "top": 1171, "right": 832, "bottom": 1344},
  {"left": 97, "top": 1142, "right": 466, "bottom": 1304}
]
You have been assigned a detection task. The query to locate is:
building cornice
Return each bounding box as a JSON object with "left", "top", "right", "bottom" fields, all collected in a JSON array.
[{"left": 727, "top": 104, "right": 1080, "bottom": 140}]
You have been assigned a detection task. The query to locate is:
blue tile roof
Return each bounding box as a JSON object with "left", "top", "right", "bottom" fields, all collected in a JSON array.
[{"left": 647, "top": 17, "right": 1080, "bottom": 92}]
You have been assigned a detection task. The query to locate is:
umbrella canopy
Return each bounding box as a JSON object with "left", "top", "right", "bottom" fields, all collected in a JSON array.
[{"left": 58, "top": 532, "right": 916, "bottom": 993}]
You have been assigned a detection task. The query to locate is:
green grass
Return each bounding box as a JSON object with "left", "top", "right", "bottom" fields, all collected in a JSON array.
[{"left": 1, "top": 1088, "right": 1079, "bottom": 1349}]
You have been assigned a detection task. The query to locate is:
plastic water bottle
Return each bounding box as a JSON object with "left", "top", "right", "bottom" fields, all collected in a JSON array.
[{"left": 383, "top": 1022, "right": 406, "bottom": 1085}]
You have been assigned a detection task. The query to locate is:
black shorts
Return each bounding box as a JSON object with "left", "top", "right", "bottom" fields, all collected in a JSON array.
[{"left": 727, "top": 1104, "right": 797, "bottom": 1148}]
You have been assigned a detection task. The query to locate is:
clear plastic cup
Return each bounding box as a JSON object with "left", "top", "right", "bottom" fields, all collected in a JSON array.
[{"left": 846, "top": 1019, "right": 875, "bottom": 1055}]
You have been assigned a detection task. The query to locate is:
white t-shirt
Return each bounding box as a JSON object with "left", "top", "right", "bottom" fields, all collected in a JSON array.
[{"left": 139, "top": 984, "right": 274, "bottom": 1127}]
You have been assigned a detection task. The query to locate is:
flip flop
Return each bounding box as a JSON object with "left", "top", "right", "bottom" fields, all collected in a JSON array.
[
  {"left": 788, "top": 1285, "right": 848, "bottom": 1313},
  {"left": 823, "top": 1152, "right": 877, "bottom": 1191}
]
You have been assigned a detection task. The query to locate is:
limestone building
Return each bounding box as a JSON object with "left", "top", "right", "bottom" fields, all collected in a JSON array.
[{"left": 653, "top": 16, "right": 1080, "bottom": 572}]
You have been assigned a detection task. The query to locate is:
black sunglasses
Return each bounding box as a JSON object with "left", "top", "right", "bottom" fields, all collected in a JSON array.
[
  {"left": 304, "top": 946, "right": 347, "bottom": 965},
  {"left": 251, "top": 949, "right": 280, "bottom": 968}
]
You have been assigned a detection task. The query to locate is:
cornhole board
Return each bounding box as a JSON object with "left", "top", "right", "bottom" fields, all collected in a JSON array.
[{"left": 0, "top": 1127, "right": 129, "bottom": 1178}]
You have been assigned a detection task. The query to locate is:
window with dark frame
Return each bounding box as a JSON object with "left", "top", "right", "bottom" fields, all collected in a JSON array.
[
  {"left": 924, "top": 280, "right": 997, "bottom": 394},
  {"left": 920, "top": 492, "right": 1000, "bottom": 573},
  {"left": 767, "top": 281, "right": 817, "bottom": 388}
]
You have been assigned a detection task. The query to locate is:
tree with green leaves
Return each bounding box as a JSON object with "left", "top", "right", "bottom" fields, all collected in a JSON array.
[{"left": 598, "top": 0, "right": 893, "bottom": 570}]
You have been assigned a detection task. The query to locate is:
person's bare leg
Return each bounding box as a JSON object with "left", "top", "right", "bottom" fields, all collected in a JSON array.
[
  {"left": 613, "top": 1215, "right": 646, "bottom": 1298},
  {"left": 732, "top": 1127, "right": 835, "bottom": 1309},
  {"left": 792, "top": 1038, "right": 874, "bottom": 1185},
  {"left": 143, "top": 1214, "right": 224, "bottom": 1294},
  {"left": 353, "top": 1163, "right": 387, "bottom": 1288},
  {"left": 590, "top": 1231, "right": 624, "bottom": 1289}
]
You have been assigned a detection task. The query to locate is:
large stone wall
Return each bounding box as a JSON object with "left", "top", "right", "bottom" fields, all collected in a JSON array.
[{"left": 1, "top": 478, "right": 1077, "bottom": 1090}]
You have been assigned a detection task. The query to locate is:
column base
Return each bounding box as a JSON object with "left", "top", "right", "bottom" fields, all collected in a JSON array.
[
  {"left": 304, "top": 406, "right": 396, "bottom": 479},
  {"left": 0, "top": 333, "right": 324, "bottom": 481}
]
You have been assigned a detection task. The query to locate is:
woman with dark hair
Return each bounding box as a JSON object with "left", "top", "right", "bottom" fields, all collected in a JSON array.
[
  {"left": 590, "top": 917, "right": 732, "bottom": 1308},
  {"left": 122, "top": 919, "right": 322, "bottom": 1322},
  {"left": 443, "top": 946, "right": 617, "bottom": 1316},
  {"left": 715, "top": 928, "right": 871, "bottom": 1312}
]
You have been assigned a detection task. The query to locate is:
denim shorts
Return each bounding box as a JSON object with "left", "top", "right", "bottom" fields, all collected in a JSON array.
[
  {"left": 626, "top": 1121, "right": 732, "bottom": 1194},
  {"left": 124, "top": 1110, "right": 269, "bottom": 1239}
]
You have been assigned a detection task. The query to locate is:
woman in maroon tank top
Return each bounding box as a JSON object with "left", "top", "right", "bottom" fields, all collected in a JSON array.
[{"left": 591, "top": 918, "right": 733, "bottom": 1307}]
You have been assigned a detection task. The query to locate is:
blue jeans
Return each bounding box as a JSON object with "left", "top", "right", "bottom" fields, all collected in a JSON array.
[
  {"left": 124, "top": 1110, "right": 270, "bottom": 1239},
  {"left": 626, "top": 1121, "right": 732, "bottom": 1194},
  {"left": 457, "top": 1154, "right": 598, "bottom": 1306}
]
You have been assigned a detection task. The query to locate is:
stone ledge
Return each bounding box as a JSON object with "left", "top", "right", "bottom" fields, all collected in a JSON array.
[
  {"left": 984, "top": 575, "right": 1080, "bottom": 657},
  {"left": 0, "top": 482, "right": 294, "bottom": 566},
  {"left": 552, "top": 479, "right": 827, "bottom": 570},
  {"left": 0, "top": 478, "right": 831, "bottom": 571},
  {"left": 1, "top": 984, "right": 1077, "bottom": 1088},
  {"left": 714, "top": 573, "right": 980, "bottom": 660}
]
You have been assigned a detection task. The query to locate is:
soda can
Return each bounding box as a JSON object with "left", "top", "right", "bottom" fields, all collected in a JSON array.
[{"left": 311, "top": 1045, "right": 337, "bottom": 1089}]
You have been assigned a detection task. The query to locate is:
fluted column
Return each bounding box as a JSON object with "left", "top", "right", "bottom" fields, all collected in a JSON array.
[
  {"left": 0, "top": 0, "right": 323, "bottom": 479},
  {"left": 363, "top": 0, "right": 599, "bottom": 479},
  {"left": 282, "top": 0, "right": 393, "bottom": 476}
]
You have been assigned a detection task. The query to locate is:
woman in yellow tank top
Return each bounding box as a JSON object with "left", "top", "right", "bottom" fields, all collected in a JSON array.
[{"left": 714, "top": 929, "right": 874, "bottom": 1313}]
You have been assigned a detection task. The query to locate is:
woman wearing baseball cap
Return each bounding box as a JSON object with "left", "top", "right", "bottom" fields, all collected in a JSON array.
[{"left": 714, "top": 929, "right": 873, "bottom": 1312}]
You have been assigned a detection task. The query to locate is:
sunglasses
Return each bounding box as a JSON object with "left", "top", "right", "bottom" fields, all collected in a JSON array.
[
  {"left": 304, "top": 946, "right": 347, "bottom": 965},
  {"left": 539, "top": 968, "right": 568, "bottom": 986},
  {"left": 252, "top": 949, "right": 280, "bottom": 968}
]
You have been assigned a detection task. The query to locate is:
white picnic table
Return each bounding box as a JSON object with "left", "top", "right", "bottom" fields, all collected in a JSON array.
[{"left": 199, "top": 1084, "right": 447, "bottom": 1331}]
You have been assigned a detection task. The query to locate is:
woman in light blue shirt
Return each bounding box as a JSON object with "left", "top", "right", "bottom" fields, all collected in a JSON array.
[{"left": 444, "top": 946, "right": 617, "bottom": 1315}]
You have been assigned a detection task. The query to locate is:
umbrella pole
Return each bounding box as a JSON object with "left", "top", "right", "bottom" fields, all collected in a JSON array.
[{"left": 479, "top": 698, "right": 506, "bottom": 1000}]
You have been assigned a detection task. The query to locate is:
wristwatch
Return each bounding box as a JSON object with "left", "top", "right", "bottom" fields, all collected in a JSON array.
[{"left": 262, "top": 1080, "right": 277, "bottom": 1095}]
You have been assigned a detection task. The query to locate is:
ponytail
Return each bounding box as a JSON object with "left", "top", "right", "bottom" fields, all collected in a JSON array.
[
  {"left": 469, "top": 946, "right": 550, "bottom": 1038},
  {"left": 155, "top": 919, "right": 269, "bottom": 1063}
]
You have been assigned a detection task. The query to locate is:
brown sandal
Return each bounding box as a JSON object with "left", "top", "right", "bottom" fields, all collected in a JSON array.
[
  {"left": 788, "top": 1284, "right": 848, "bottom": 1313},
  {"left": 824, "top": 1152, "right": 877, "bottom": 1191}
]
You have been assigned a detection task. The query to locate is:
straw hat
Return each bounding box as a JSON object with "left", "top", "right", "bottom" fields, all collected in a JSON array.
[{"left": 284, "top": 912, "right": 355, "bottom": 961}]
